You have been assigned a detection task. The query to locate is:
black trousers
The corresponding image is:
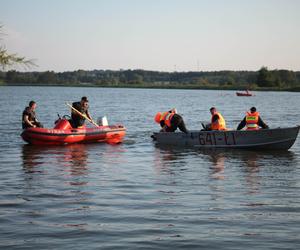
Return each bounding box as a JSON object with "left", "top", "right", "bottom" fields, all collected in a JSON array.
[
  {"left": 165, "top": 114, "right": 188, "bottom": 133},
  {"left": 69, "top": 118, "right": 85, "bottom": 128},
  {"left": 22, "top": 121, "right": 43, "bottom": 129}
]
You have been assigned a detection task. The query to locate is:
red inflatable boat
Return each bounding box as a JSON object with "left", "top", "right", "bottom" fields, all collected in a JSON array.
[
  {"left": 236, "top": 90, "right": 253, "bottom": 96},
  {"left": 21, "top": 118, "right": 126, "bottom": 145}
]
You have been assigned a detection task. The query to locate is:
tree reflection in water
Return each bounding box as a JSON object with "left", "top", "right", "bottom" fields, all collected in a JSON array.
[{"left": 21, "top": 144, "right": 89, "bottom": 186}]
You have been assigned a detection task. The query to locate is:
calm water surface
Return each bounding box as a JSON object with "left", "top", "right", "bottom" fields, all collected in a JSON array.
[{"left": 0, "top": 86, "right": 300, "bottom": 249}]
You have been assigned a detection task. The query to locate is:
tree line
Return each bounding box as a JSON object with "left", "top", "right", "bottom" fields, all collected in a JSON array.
[
  {"left": 1, "top": 67, "right": 300, "bottom": 89},
  {"left": 1, "top": 25, "right": 299, "bottom": 90}
]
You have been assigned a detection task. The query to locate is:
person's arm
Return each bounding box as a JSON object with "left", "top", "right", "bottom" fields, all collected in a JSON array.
[
  {"left": 85, "top": 109, "right": 91, "bottom": 120},
  {"left": 237, "top": 117, "right": 246, "bottom": 130},
  {"left": 258, "top": 117, "right": 269, "bottom": 129},
  {"left": 209, "top": 114, "right": 219, "bottom": 129},
  {"left": 32, "top": 111, "right": 38, "bottom": 122},
  {"left": 159, "top": 120, "right": 165, "bottom": 128},
  {"left": 24, "top": 115, "right": 35, "bottom": 127},
  {"left": 211, "top": 114, "right": 218, "bottom": 123},
  {"left": 160, "top": 125, "right": 168, "bottom": 132}
]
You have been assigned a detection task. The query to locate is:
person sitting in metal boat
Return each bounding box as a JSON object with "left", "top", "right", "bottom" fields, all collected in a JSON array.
[
  {"left": 154, "top": 108, "right": 188, "bottom": 133},
  {"left": 70, "top": 96, "right": 93, "bottom": 128},
  {"left": 237, "top": 107, "right": 269, "bottom": 130},
  {"left": 206, "top": 107, "right": 227, "bottom": 130},
  {"left": 22, "top": 100, "right": 43, "bottom": 129}
]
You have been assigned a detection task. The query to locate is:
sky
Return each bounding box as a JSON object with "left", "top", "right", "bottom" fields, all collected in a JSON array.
[{"left": 1, "top": 0, "right": 300, "bottom": 72}]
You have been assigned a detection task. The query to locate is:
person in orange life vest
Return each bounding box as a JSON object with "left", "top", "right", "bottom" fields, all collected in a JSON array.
[
  {"left": 154, "top": 109, "right": 188, "bottom": 133},
  {"left": 208, "top": 107, "right": 226, "bottom": 130},
  {"left": 237, "top": 107, "right": 269, "bottom": 130}
]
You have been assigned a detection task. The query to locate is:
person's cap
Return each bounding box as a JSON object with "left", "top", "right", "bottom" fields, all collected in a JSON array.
[
  {"left": 81, "top": 96, "right": 88, "bottom": 102},
  {"left": 154, "top": 112, "right": 162, "bottom": 123},
  {"left": 250, "top": 107, "right": 256, "bottom": 112}
]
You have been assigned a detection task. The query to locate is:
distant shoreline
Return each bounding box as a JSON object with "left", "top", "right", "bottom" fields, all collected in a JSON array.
[
  {"left": 2, "top": 67, "right": 299, "bottom": 91},
  {"left": 1, "top": 83, "right": 300, "bottom": 92}
]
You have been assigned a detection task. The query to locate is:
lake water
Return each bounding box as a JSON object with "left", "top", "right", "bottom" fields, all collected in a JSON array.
[{"left": 0, "top": 86, "right": 300, "bottom": 249}]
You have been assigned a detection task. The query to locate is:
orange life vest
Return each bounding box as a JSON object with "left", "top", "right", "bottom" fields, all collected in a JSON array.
[
  {"left": 164, "top": 112, "right": 175, "bottom": 127},
  {"left": 160, "top": 112, "right": 169, "bottom": 121},
  {"left": 211, "top": 112, "right": 226, "bottom": 130},
  {"left": 246, "top": 111, "right": 260, "bottom": 130},
  {"left": 154, "top": 111, "right": 171, "bottom": 124}
]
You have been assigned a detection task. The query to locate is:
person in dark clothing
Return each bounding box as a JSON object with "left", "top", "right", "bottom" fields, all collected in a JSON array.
[
  {"left": 154, "top": 109, "right": 188, "bottom": 133},
  {"left": 237, "top": 107, "right": 269, "bottom": 130},
  {"left": 164, "top": 113, "right": 188, "bottom": 133},
  {"left": 70, "top": 96, "right": 93, "bottom": 128},
  {"left": 22, "top": 101, "right": 43, "bottom": 129}
]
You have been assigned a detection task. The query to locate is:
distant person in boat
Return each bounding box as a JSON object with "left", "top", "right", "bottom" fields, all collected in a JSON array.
[
  {"left": 70, "top": 96, "right": 93, "bottom": 128},
  {"left": 207, "top": 107, "right": 227, "bottom": 130},
  {"left": 154, "top": 109, "right": 188, "bottom": 133},
  {"left": 22, "top": 101, "right": 43, "bottom": 129},
  {"left": 237, "top": 107, "right": 269, "bottom": 130}
]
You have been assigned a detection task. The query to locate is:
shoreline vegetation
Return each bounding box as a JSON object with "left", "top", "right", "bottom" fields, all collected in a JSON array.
[{"left": 1, "top": 67, "right": 300, "bottom": 91}]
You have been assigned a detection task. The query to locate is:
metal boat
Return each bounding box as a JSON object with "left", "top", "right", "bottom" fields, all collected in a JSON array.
[{"left": 152, "top": 126, "right": 300, "bottom": 150}]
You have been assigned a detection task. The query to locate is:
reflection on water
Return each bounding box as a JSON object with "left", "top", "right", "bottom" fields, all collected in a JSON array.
[
  {"left": 62, "top": 144, "right": 89, "bottom": 177},
  {"left": 22, "top": 145, "right": 46, "bottom": 174},
  {"left": 206, "top": 151, "right": 226, "bottom": 180},
  {"left": 154, "top": 144, "right": 297, "bottom": 192},
  {"left": 22, "top": 144, "right": 90, "bottom": 186},
  {"left": 153, "top": 145, "right": 192, "bottom": 176}
]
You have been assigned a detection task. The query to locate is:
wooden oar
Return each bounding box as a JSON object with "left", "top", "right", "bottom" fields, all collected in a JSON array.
[{"left": 65, "top": 102, "right": 99, "bottom": 127}]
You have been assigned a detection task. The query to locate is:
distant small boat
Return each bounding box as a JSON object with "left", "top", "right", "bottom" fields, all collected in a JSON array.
[
  {"left": 236, "top": 90, "right": 253, "bottom": 96},
  {"left": 152, "top": 126, "right": 300, "bottom": 150}
]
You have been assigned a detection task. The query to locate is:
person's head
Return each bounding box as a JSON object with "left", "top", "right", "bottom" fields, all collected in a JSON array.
[
  {"left": 171, "top": 108, "right": 177, "bottom": 114},
  {"left": 210, "top": 107, "right": 216, "bottom": 115},
  {"left": 250, "top": 107, "right": 256, "bottom": 113},
  {"left": 154, "top": 112, "right": 162, "bottom": 123},
  {"left": 80, "top": 96, "right": 89, "bottom": 107},
  {"left": 29, "top": 101, "right": 36, "bottom": 110}
]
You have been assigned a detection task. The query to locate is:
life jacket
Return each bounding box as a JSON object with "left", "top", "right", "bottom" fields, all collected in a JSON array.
[
  {"left": 160, "top": 112, "right": 169, "bottom": 122},
  {"left": 155, "top": 111, "right": 171, "bottom": 123},
  {"left": 246, "top": 111, "right": 260, "bottom": 130},
  {"left": 211, "top": 112, "right": 226, "bottom": 130},
  {"left": 164, "top": 112, "right": 175, "bottom": 127}
]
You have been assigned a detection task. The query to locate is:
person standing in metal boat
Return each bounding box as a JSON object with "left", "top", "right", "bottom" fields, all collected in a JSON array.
[
  {"left": 70, "top": 96, "right": 93, "bottom": 128},
  {"left": 208, "top": 107, "right": 227, "bottom": 130},
  {"left": 237, "top": 107, "right": 269, "bottom": 130},
  {"left": 22, "top": 101, "right": 43, "bottom": 129},
  {"left": 154, "top": 108, "right": 188, "bottom": 133}
]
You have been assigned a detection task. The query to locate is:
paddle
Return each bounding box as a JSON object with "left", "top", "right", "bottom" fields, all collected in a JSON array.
[{"left": 65, "top": 102, "right": 99, "bottom": 127}]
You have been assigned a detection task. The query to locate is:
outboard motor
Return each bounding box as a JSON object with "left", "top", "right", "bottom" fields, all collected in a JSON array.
[{"left": 97, "top": 116, "right": 108, "bottom": 126}]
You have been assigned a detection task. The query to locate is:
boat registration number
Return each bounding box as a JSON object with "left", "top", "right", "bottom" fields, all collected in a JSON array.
[{"left": 197, "top": 132, "right": 237, "bottom": 145}]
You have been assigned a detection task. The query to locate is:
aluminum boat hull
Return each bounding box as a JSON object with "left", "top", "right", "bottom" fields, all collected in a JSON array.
[{"left": 152, "top": 126, "right": 300, "bottom": 150}]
